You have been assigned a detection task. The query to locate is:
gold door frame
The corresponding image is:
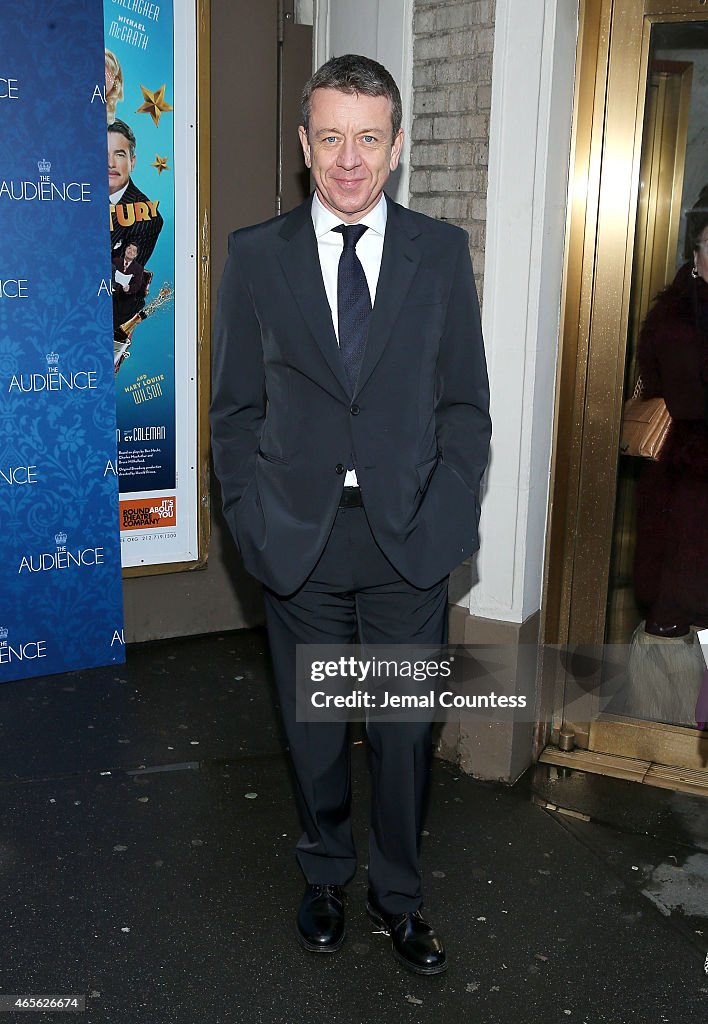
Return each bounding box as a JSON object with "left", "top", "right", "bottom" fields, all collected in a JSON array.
[{"left": 541, "top": 0, "right": 708, "bottom": 774}]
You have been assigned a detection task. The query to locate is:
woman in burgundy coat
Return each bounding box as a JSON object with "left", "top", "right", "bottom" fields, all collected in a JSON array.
[{"left": 634, "top": 216, "right": 708, "bottom": 636}]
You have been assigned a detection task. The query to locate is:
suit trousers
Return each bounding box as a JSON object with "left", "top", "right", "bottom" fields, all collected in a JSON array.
[{"left": 263, "top": 503, "right": 448, "bottom": 915}]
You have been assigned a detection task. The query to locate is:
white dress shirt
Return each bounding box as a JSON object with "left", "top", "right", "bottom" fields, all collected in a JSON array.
[
  {"left": 109, "top": 184, "right": 129, "bottom": 252},
  {"left": 109, "top": 182, "right": 128, "bottom": 204},
  {"left": 311, "top": 191, "right": 387, "bottom": 486}
]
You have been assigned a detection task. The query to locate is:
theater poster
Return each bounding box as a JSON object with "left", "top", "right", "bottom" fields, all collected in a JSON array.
[{"left": 102, "top": 0, "right": 209, "bottom": 572}]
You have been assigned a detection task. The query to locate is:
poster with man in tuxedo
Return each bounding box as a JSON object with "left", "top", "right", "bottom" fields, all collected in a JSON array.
[{"left": 108, "top": 118, "right": 163, "bottom": 268}]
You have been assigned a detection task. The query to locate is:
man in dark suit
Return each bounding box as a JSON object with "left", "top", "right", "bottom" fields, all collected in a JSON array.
[
  {"left": 211, "top": 55, "right": 491, "bottom": 975},
  {"left": 111, "top": 242, "right": 145, "bottom": 328},
  {"left": 108, "top": 119, "right": 164, "bottom": 268}
]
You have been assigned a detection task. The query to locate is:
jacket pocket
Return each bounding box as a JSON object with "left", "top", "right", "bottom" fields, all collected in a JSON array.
[
  {"left": 257, "top": 447, "right": 288, "bottom": 466},
  {"left": 416, "top": 453, "right": 439, "bottom": 492}
]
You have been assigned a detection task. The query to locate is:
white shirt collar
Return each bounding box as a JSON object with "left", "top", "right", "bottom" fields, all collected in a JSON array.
[
  {"left": 110, "top": 182, "right": 129, "bottom": 205},
  {"left": 311, "top": 191, "right": 387, "bottom": 239}
]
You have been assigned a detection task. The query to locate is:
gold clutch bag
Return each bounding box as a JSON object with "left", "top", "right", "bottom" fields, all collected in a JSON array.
[{"left": 619, "top": 377, "right": 671, "bottom": 461}]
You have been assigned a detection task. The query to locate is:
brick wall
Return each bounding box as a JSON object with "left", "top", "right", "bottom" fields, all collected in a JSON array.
[{"left": 410, "top": 0, "right": 495, "bottom": 299}]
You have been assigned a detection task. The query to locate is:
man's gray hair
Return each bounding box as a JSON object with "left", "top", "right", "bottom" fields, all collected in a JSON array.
[{"left": 301, "top": 54, "right": 402, "bottom": 139}]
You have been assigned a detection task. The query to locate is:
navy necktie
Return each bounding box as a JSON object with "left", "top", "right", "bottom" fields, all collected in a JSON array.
[{"left": 333, "top": 223, "right": 371, "bottom": 393}]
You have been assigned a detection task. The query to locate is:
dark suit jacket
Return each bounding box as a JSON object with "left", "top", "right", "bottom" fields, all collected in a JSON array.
[
  {"left": 110, "top": 177, "right": 164, "bottom": 267},
  {"left": 210, "top": 194, "right": 491, "bottom": 595},
  {"left": 111, "top": 256, "right": 144, "bottom": 326}
]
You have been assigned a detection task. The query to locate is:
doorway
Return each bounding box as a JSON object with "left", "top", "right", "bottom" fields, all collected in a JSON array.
[{"left": 542, "top": 0, "right": 708, "bottom": 793}]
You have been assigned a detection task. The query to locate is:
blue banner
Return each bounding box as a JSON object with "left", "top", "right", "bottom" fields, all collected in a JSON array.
[{"left": 0, "top": 0, "right": 126, "bottom": 681}]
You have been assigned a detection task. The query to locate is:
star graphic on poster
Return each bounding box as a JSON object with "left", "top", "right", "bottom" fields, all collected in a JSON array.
[
  {"left": 151, "top": 154, "right": 170, "bottom": 175},
  {"left": 136, "top": 84, "right": 173, "bottom": 127}
]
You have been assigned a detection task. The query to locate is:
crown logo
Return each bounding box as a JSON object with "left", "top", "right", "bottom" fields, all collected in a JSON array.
[
  {"left": 0, "top": 626, "right": 8, "bottom": 640},
  {"left": 37, "top": 158, "right": 51, "bottom": 175},
  {"left": 55, "top": 530, "right": 67, "bottom": 546},
  {"left": 46, "top": 352, "right": 59, "bottom": 367}
]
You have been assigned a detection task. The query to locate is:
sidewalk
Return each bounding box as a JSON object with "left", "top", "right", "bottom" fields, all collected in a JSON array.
[{"left": 0, "top": 629, "right": 705, "bottom": 1024}]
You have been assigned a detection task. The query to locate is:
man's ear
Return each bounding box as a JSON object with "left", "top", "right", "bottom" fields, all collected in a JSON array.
[
  {"left": 298, "top": 125, "right": 311, "bottom": 169},
  {"left": 389, "top": 129, "right": 404, "bottom": 172}
]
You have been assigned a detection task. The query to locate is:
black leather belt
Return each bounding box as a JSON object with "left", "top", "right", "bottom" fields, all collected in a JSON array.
[{"left": 339, "top": 486, "right": 363, "bottom": 508}]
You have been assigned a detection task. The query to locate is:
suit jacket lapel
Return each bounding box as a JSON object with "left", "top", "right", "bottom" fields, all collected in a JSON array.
[
  {"left": 277, "top": 197, "right": 351, "bottom": 396},
  {"left": 354, "top": 196, "right": 421, "bottom": 397}
]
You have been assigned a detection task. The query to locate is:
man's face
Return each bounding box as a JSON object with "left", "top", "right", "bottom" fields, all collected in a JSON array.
[
  {"left": 125, "top": 244, "right": 138, "bottom": 261},
  {"left": 108, "top": 132, "right": 135, "bottom": 194},
  {"left": 298, "top": 88, "right": 403, "bottom": 222}
]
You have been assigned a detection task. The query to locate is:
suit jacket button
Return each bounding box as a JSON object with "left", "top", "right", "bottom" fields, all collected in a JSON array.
[
  {"left": 350, "top": 404, "right": 360, "bottom": 416},
  {"left": 335, "top": 463, "right": 345, "bottom": 475}
]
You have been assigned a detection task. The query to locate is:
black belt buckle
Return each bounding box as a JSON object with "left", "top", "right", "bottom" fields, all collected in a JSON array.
[{"left": 339, "top": 486, "right": 363, "bottom": 508}]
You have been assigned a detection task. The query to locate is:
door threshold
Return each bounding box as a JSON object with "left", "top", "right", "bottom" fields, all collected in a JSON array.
[
  {"left": 590, "top": 714, "right": 708, "bottom": 771},
  {"left": 538, "top": 746, "right": 708, "bottom": 796}
]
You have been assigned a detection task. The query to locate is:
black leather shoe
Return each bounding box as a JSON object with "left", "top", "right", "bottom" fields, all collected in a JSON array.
[
  {"left": 366, "top": 892, "right": 447, "bottom": 975},
  {"left": 296, "top": 884, "right": 345, "bottom": 953}
]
